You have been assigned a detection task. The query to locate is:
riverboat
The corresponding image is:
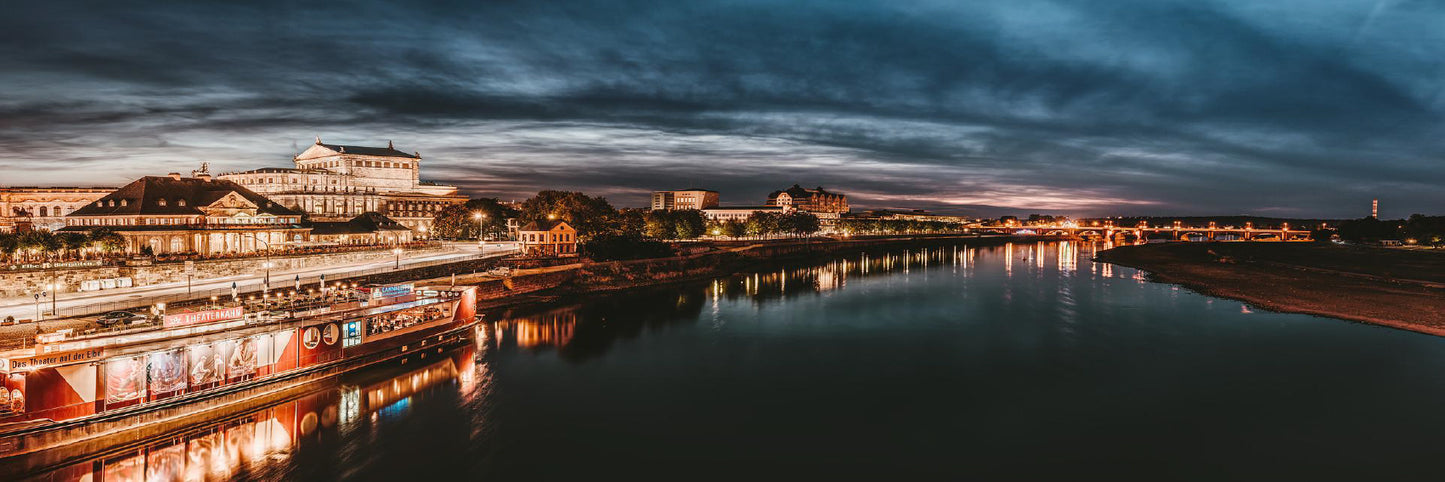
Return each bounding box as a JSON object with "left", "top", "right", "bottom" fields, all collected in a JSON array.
[{"left": 0, "top": 283, "right": 478, "bottom": 459}]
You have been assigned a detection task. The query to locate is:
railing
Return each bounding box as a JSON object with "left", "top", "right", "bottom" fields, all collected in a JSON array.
[{"left": 38, "top": 250, "right": 506, "bottom": 321}]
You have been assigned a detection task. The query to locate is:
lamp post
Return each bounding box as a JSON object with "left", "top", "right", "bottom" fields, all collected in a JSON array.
[
  {"left": 392, "top": 248, "right": 403, "bottom": 270},
  {"left": 262, "top": 261, "right": 275, "bottom": 296},
  {"left": 473, "top": 212, "right": 488, "bottom": 242},
  {"left": 33, "top": 292, "right": 46, "bottom": 322},
  {"left": 46, "top": 282, "right": 58, "bottom": 318}
]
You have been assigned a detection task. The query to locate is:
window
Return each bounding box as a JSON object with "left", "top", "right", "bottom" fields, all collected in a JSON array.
[
  {"left": 158, "top": 199, "right": 167, "bottom": 207},
  {"left": 39, "top": 206, "right": 47, "bottom": 216},
  {"left": 177, "top": 199, "right": 186, "bottom": 207}
]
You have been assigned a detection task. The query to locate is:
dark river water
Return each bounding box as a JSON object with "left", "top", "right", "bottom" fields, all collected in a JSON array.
[{"left": 23, "top": 241, "right": 1445, "bottom": 481}]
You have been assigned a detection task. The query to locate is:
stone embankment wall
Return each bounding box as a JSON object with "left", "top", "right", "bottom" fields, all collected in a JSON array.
[{"left": 0, "top": 247, "right": 455, "bottom": 298}]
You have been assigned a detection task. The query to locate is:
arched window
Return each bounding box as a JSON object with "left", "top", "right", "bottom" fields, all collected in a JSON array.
[
  {"left": 170, "top": 237, "right": 183, "bottom": 253},
  {"left": 39, "top": 206, "right": 47, "bottom": 217}
]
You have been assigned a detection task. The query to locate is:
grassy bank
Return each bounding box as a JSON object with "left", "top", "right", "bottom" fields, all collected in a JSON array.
[{"left": 1095, "top": 242, "right": 1445, "bottom": 336}]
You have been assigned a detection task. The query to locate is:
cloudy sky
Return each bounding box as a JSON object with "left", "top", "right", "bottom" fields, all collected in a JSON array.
[{"left": 2, "top": 0, "right": 1442, "bottom": 217}]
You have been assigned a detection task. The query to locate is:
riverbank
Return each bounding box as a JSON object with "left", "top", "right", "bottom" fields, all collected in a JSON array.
[
  {"left": 445, "top": 235, "right": 1041, "bottom": 310},
  {"left": 1095, "top": 242, "right": 1445, "bottom": 336}
]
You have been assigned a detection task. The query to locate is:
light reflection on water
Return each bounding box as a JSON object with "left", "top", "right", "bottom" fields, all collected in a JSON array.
[{"left": 23, "top": 240, "right": 1445, "bottom": 480}]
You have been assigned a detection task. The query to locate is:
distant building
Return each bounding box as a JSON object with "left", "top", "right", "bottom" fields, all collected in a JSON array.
[
  {"left": 219, "top": 139, "right": 467, "bottom": 235},
  {"left": 702, "top": 206, "right": 785, "bottom": 222},
  {"left": 308, "top": 212, "right": 414, "bottom": 246},
  {"left": 0, "top": 187, "right": 114, "bottom": 233},
  {"left": 651, "top": 189, "right": 719, "bottom": 211},
  {"left": 766, "top": 184, "right": 848, "bottom": 214},
  {"left": 58, "top": 173, "right": 308, "bottom": 255},
  {"left": 518, "top": 220, "right": 578, "bottom": 257}
]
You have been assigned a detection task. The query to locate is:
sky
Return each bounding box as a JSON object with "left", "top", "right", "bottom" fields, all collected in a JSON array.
[{"left": 2, "top": 0, "right": 1443, "bottom": 218}]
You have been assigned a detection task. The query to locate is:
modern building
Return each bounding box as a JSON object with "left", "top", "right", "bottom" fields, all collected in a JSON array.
[
  {"left": 701, "top": 206, "right": 785, "bottom": 222},
  {"left": 517, "top": 220, "right": 578, "bottom": 257},
  {"left": 650, "top": 189, "right": 719, "bottom": 211},
  {"left": 766, "top": 184, "right": 848, "bottom": 214},
  {"left": 219, "top": 139, "right": 468, "bottom": 234},
  {"left": 58, "top": 173, "right": 309, "bottom": 256},
  {"left": 0, "top": 187, "right": 114, "bottom": 233}
]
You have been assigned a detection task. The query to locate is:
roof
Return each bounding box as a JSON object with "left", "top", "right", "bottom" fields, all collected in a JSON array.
[
  {"left": 300, "top": 141, "right": 420, "bottom": 159},
  {"left": 704, "top": 205, "right": 781, "bottom": 211},
  {"left": 661, "top": 188, "right": 718, "bottom": 193},
  {"left": 767, "top": 184, "right": 842, "bottom": 200},
  {"left": 67, "top": 176, "right": 302, "bottom": 217},
  {"left": 220, "top": 167, "right": 320, "bottom": 175},
  {"left": 518, "top": 219, "right": 573, "bottom": 232},
  {"left": 309, "top": 212, "right": 411, "bottom": 235}
]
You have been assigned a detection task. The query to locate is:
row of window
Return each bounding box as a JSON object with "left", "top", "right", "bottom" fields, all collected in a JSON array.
[
  {"left": 9, "top": 205, "right": 76, "bottom": 217},
  {"left": 69, "top": 216, "right": 301, "bottom": 227},
  {"left": 522, "top": 232, "right": 574, "bottom": 243}
]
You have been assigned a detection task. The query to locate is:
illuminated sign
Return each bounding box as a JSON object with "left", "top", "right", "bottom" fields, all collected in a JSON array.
[
  {"left": 4, "top": 260, "right": 103, "bottom": 271},
  {"left": 4, "top": 347, "right": 106, "bottom": 371},
  {"left": 370, "top": 284, "right": 414, "bottom": 300},
  {"left": 163, "top": 307, "right": 244, "bottom": 328}
]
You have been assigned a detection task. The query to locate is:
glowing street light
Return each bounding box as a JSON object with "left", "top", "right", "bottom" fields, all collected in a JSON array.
[{"left": 392, "top": 247, "right": 403, "bottom": 269}]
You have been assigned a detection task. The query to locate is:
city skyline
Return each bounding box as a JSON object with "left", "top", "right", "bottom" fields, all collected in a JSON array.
[{"left": 4, "top": 1, "right": 1444, "bottom": 218}]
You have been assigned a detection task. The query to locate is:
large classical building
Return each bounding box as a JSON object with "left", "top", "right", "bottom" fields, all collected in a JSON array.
[
  {"left": 650, "top": 189, "right": 719, "bottom": 211},
  {"left": 219, "top": 140, "right": 467, "bottom": 234},
  {"left": 766, "top": 184, "right": 849, "bottom": 214},
  {"left": 0, "top": 187, "right": 114, "bottom": 233},
  {"left": 58, "top": 173, "right": 310, "bottom": 255}
]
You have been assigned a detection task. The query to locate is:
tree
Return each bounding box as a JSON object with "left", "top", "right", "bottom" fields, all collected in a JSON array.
[
  {"left": 672, "top": 210, "right": 706, "bottom": 239},
  {"left": 519, "top": 190, "right": 618, "bottom": 238},
  {"left": 58, "top": 232, "right": 88, "bottom": 259},
  {"left": 779, "top": 211, "right": 820, "bottom": 237},
  {"left": 582, "top": 233, "right": 675, "bottom": 261},
  {"left": 745, "top": 211, "right": 781, "bottom": 238},
  {"left": 431, "top": 198, "right": 520, "bottom": 240},
  {"left": 88, "top": 229, "right": 126, "bottom": 255},
  {"left": 722, "top": 219, "right": 748, "bottom": 238}
]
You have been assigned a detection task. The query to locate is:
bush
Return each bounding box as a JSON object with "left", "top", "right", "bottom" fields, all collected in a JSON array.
[{"left": 583, "top": 233, "right": 675, "bottom": 261}]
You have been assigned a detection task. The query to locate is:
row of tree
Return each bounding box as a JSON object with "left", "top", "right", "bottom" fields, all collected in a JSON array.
[
  {"left": 0, "top": 229, "right": 126, "bottom": 263},
  {"left": 836, "top": 218, "right": 964, "bottom": 236},
  {"left": 1331, "top": 215, "right": 1445, "bottom": 246}
]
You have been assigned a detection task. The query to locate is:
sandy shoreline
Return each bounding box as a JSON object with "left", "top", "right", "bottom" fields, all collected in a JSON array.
[{"left": 1095, "top": 242, "right": 1445, "bottom": 337}]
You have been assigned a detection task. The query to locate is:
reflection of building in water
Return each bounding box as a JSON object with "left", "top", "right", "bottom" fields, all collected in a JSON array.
[{"left": 493, "top": 311, "right": 578, "bottom": 349}]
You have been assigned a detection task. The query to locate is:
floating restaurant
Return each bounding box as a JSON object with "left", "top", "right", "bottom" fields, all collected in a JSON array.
[{"left": 0, "top": 283, "right": 478, "bottom": 459}]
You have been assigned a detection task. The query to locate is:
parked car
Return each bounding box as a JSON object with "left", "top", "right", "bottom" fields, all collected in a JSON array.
[{"left": 96, "top": 311, "right": 148, "bottom": 326}]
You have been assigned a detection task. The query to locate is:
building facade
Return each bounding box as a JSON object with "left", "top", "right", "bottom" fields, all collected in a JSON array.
[
  {"left": 219, "top": 140, "right": 467, "bottom": 234},
  {"left": 59, "top": 174, "right": 309, "bottom": 256},
  {"left": 650, "top": 189, "right": 719, "bottom": 211},
  {"left": 701, "top": 206, "right": 785, "bottom": 222},
  {"left": 0, "top": 187, "right": 114, "bottom": 233},
  {"left": 517, "top": 220, "right": 578, "bottom": 257},
  {"left": 766, "top": 184, "right": 849, "bottom": 214}
]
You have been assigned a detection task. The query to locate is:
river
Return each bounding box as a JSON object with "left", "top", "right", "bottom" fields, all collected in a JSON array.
[{"left": 19, "top": 241, "right": 1445, "bottom": 481}]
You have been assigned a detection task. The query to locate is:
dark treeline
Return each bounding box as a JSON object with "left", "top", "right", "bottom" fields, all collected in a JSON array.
[{"left": 1327, "top": 215, "right": 1445, "bottom": 246}]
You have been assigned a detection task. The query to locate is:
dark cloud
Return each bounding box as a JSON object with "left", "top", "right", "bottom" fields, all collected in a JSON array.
[{"left": 2, "top": 0, "right": 1443, "bottom": 217}]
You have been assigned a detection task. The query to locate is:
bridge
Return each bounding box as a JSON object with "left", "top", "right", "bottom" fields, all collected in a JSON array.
[{"left": 974, "top": 221, "right": 1314, "bottom": 242}]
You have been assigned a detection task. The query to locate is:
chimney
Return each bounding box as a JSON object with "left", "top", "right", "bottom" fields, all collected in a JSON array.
[{"left": 168, "top": 172, "right": 182, "bottom": 180}]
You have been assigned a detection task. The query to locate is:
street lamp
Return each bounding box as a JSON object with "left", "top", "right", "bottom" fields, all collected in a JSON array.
[
  {"left": 262, "top": 261, "right": 275, "bottom": 295},
  {"left": 392, "top": 248, "right": 403, "bottom": 269},
  {"left": 473, "top": 212, "right": 489, "bottom": 242},
  {"left": 45, "top": 282, "right": 59, "bottom": 318}
]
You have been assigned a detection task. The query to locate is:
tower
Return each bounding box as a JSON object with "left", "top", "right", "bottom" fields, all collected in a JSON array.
[{"left": 1372, "top": 199, "right": 1378, "bottom": 219}]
